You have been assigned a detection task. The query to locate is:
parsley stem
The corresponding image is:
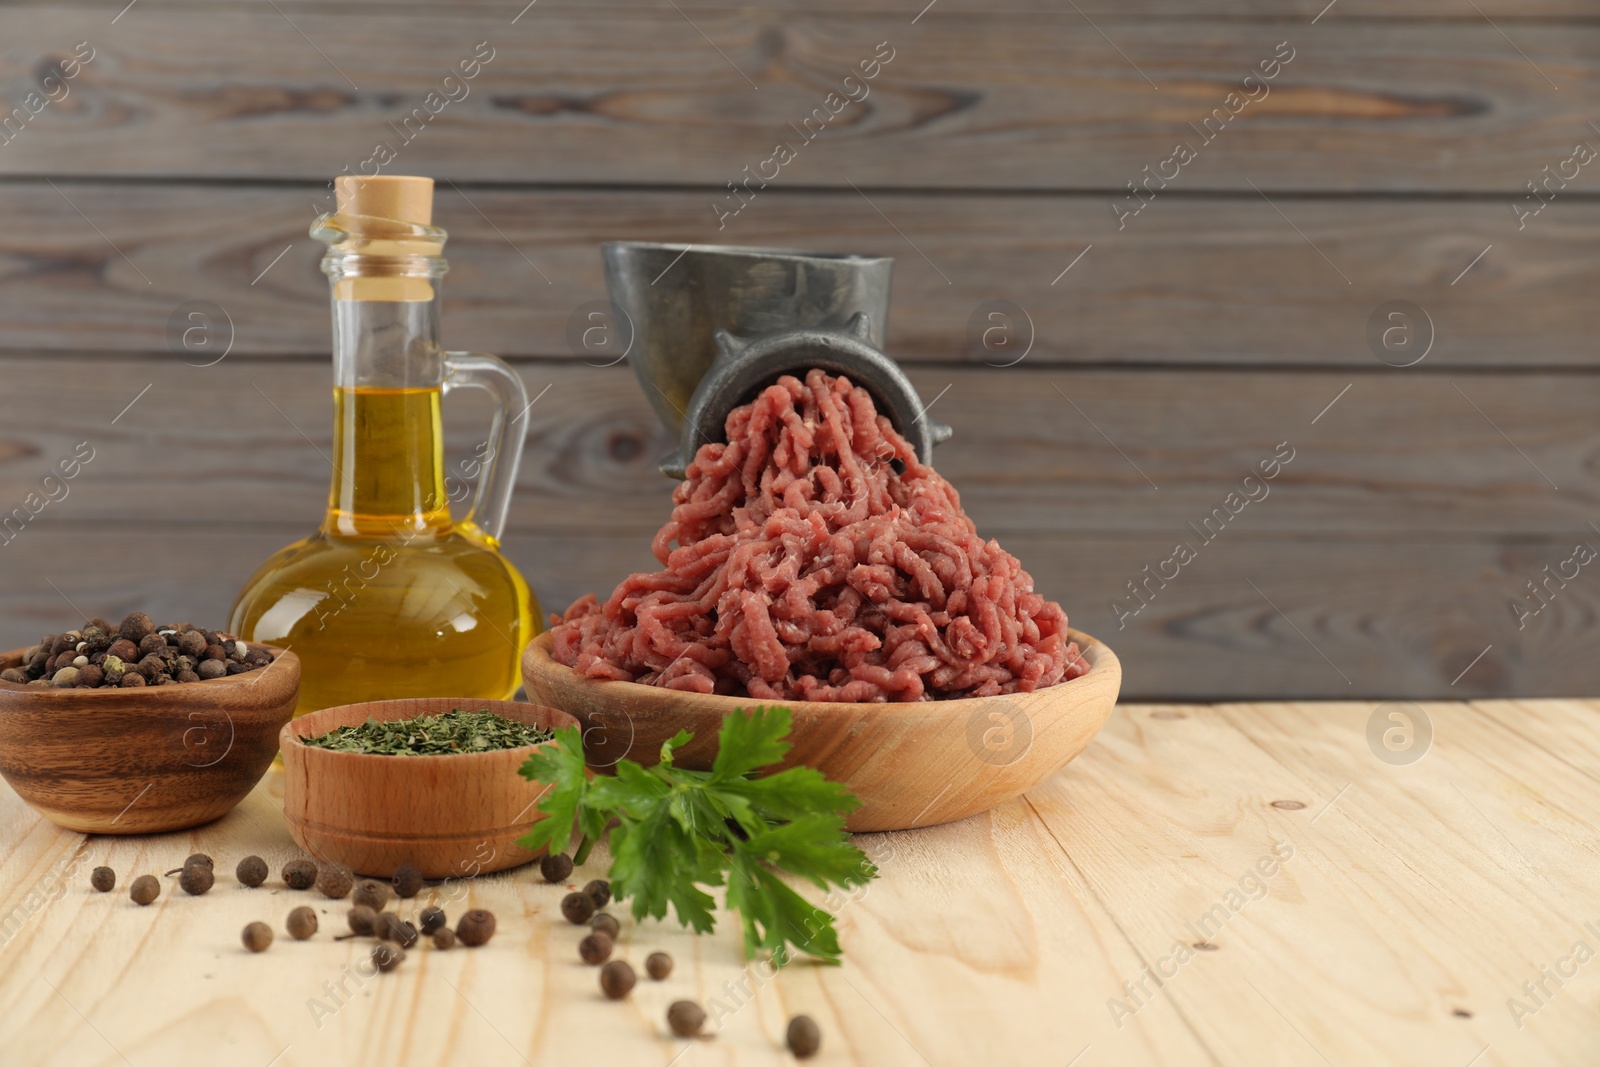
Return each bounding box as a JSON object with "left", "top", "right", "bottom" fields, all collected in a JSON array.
[{"left": 573, "top": 833, "right": 595, "bottom": 866}]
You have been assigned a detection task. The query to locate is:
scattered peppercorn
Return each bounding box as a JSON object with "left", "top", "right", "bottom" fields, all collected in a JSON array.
[
  {"left": 786, "top": 1015, "right": 821, "bottom": 1059},
  {"left": 287, "top": 906, "right": 318, "bottom": 940},
  {"left": 347, "top": 905, "right": 378, "bottom": 936},
  {"left": 667, "top": 1001, "right": 706, "bottom": 1038},
  {"left": 590, "top": 913, "right": 620, "bottom": 941},
  {"left": 431, "top": 927, "right": 457, "bottom": 950},
  {"left": 561, "top": 891, "right": 596, "bottom": 925},
  {"left": 456, "top": 909, "right": 497, "bottom": 947},
  {"left": 242, "top": 922, "right": 274, "bottom": 953},
  {"left": 179, "top": 863, "right": 214, "bottom": 895},
  {"left": 316, "top": 863, "right": 354, "bottom": 899},
  {"left": 372, "top": 942, "right": 405, "bottom": 973},
  {"left": 373, "top": 913, "right": 419, "bottom": 948},
  {"left": 645, "top": 952, "right": 673, "bottom": 981},
  {"left": 130, "top": 874, "right": 160, "bottom": 905},
  {"left": 540, "top": 852, "right": 573, "bottom": 883},
  {"left": 578, "top": 932, "right": 613, "bottom": 965},
  {"left": 419, "top": 906, "right": 447, "bottom": 935},
  {"left": 236, "top": 855, "right": 268, "bottom": 888},
  {"left": 391, "top": 863, "right": 424, "bottom": 899},
  {"left": 583, "top": 879, "right": 612, "bottom": 908},
  {"left": 283, "top": 859, "right": 317, "bottom": 890},
  {"left": 185, "top": 853, "right": 214, "bottom": 869},
  {"left": 600, "top": 960, "right": 636, "bottom": 1000},
  {"left": 90, "top": 866, "right": 115, "bottom": 892},
  {"left": 351, "top": 879, "right": 390, "bottom": 911}
]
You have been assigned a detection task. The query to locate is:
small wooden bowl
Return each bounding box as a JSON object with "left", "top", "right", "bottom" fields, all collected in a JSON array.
[
  {"left": 0, "top": 646, "right": 300, "bottom": 834},
  {"left": 521, "top": 629, "right": 1121, "bottom": 832},
  {"left": 280, "top": 698, "right": 579, "bottom": 879}
]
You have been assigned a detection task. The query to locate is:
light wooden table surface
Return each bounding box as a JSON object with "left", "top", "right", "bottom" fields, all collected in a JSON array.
[{"left": 1, "top": 700, "right": 1595, "bottom": 1067}]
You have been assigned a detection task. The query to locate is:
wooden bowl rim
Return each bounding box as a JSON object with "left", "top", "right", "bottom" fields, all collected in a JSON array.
[
  {"left": 0, "top": 644, "right": 300, "bottom": 706},
  {"left": 280, "top": 697, "right": 579, "bottom": 767},
  {"left": 522, "top": 627, "right": 1119, "bottom": 714}
]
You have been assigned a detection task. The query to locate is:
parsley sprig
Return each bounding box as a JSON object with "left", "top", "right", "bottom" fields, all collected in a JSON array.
[{"left": 516, "top": 705, "right": 876, "bottom": 964}]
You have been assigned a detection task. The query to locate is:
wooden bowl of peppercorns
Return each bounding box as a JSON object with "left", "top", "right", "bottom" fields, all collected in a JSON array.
[{"left": 0, "top": 614, "right": 300, "bottom": 834}]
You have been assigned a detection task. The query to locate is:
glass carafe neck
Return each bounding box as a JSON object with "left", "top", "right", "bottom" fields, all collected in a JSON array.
[{"left": 315, "top": 212, "right": 452, "bottom": 539}]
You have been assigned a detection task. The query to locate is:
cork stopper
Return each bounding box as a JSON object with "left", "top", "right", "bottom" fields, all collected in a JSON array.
[{"left": 335, "top": 175, "right": 434, "bottom": 225}]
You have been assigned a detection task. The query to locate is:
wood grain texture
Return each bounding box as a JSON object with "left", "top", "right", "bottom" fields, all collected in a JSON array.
[
  {"left": 0, "top": 646, "right": 299, "bottom": 834},
  {"left": 59, "top": 0, "right": 1587, "bottom": 15},
  {"left": 1, "top": 699, "right": 1596, "bottom": 1064},
  {"left": 280, "top": 698, "right": 577, "bottom": 878},
  {"left": 521, "top": 629, "right": 1122, "bottom": 832},
  {"left": 0, "top": 524, "right": 1589, "bottom": 701},
  {"left": 0, "top": 11, "right": 1593, "bottom": 191},
  {"left": 2, "top": 360, "right": 1595, "bottom": 537}
]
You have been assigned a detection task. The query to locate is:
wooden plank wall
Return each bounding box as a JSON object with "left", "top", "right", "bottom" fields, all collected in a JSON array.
[{"left": 0, "top": 1, "right": 1596, "bottom": 699}]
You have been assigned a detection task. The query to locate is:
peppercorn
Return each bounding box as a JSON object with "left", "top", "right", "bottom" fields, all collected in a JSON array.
[
  {"left": 242, "top": 921, "right": 273, "bottom": 953},
  {"left": 77, "top": 664, "right": 105, "bottom": 688},
  {"left": 645, "top": 951, "right": 673, "bottom": 981},
  {"left": 130, "top": 875, "right": 160, "bottom": 905},
  {"left": 373, "top": 913, "right": 419, "bottom": 948},
  {"left": 432, "top": 927, "right": 457, "bottom": 950},
  {"left": 351, "top": 878, "right": 390, "bottom": 911},
  {"left": 561, "top": 891, "right": 596, "bottom": 925},
  {"left": 107, "top": 639, "right": 138, "bottom": 663},
  {"left": 316, "top": 862, "right": 354, "bottom": 899},
  {"left": 391, "top": 863, "right": 424, "bottom": 899},
  {"left": 119, "top": 612, "right": 155, "bottom": 644},
  {"left": 236, "top": 855, "right": 268, "bottom": 887},
  {"left": 120, "top": 672, "right": 145, "bottom": 689},
  {"left": 137, "top": 634, "right": 166, "bottom": 658},
  {"left": 786, "top": 1015, "right": 821, "bottom": 1059},
  {"left": 176, "top": 670, "right": 200, "bottom": 684},
  {"left": 419, "top": 906, "right": 446, "bottom": 935},
  {"left": 90, "top": 866, "right": 115, "bottom": 892},
  {"left": 179, "top": 863, "right": 214, "bottom": 895},
  {"left": 71, "top": 655, "right": 88, "bottom": 669},
  {"left": 590, "top": 913, "right": 620, "bottom": 941},
  {"left": 135, "top": 654, "right": 166, "bottom": 681},
  {"left": 372, "top": 941, "right": 405, "bottom": 973},
  {"left": 198, "top": 659, "right": 227, "bottom": 680},
  {"left": 202, "top": 644, "right": 226, "bottom": 662},
  {"left": 456, "top": 909, "right": 497, "bottom": 947},
  {"left": 578, "top": 932, "right": 613, "bottom": 965},
  {"left": 51, "top": 666, "right": 80, "bottom": 688},
  {"left": 667, "top": 1001, "right": 706, "bottom": 1038},
  {"left": 600, "top": 960, "right": 636, "bottom": 1000},
  {"left": 178, "top": 630, "right": 207, "bottom": 658},
  {"left": 583, "top": 879, "right": 612, "bottom": 908},
  {"left": 287, "top": 906, "right": 318, "bottom": 940},
  {"left": 540, "top": 852, "right": 574, "bottom": 883},
  {"left": 283, "top": 859, "right": 317, "bottom": 890},
  {"left": 102, "top": 657, "right": 126, "bottom": 685},
  {"left": 347, "top": 905, "right": 378, "bottom": 936},
  {"left": 0, "top": 668, "right": 28, "bottom": 684}
]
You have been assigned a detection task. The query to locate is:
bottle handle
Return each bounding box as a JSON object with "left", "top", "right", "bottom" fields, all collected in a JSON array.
[{"left": 442, "top": 352, "right": 528, "bottom": 545}]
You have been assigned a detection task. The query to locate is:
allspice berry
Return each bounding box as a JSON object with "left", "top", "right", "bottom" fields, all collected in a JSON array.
[
  {"left": 316, "top": 862, "right": 354, "bottom": 899},
  {"left": 287, "top": 906, "right": 318, "bottom": 940},
  {"left": 130, "top": 874, "right": 160, "bottom": 905},
  {"left": 391, "top": 863, "right": 424, "bottom": 899},
  {"left": 283, "top": 859, "right": 317, "bottom": 890},
  {"left": 578, "top": 932, "right": 613, "bottom": 965},
  {"left": 590, "top": 913, "right": 620, "bottom": 941},
  {"left": 431, "top": 927, "right": 457, "bottom": 950},
  {"left": 561, "top": 891, "right": 596, "bottom": 925},
  {"left": 457, "top": 909, "right": 497, "bottom": 947},
  {"left": 351, "top": 878, "right": 390, "bottom": 912},
  {"left": 540, "top": 852, "right": 573, "bottom": 883},
  {"left": 667, "top": 1001, "right": 706, "bottom": 1038},
  {"left": 600, "top": 960, "right": 636, "bottom": 1000},
  {"left": 645, "top": 951, "right": 673, "bottom": 981},
  {"left": 242, "top": 921, "right": 274, "bottom": 953},
  {"left": 51, "top": 666, "right": 80, "bottom": 688},
  {"left": 786, "top": 1015, "right": 821, "bottom": 1059},
  {"left": 419, "top": 906, "right": 447, "bottom": 935},
  {"left": 373, "top": 913, "right": 418, "bottom": 948},
  {"left": 236, "top": 855, "right": 268, "bottom": 888},
  {"left": 583, "top": 879, "right": 612, "bottom": 908},
  {"left": 178, "top": 629, "right": 208, "bottom": 658},
  {"left": 118, "top": 612, "right": 155, "bottom": 644},
  {"left": 198, "top": 659, "right": 227, "bottom": 680},
  {"left": 179, "top": 863, "right": 215, "bottom": 895},
  {"left": 90, "top": 866, "right": 116, "bottom": 892},
  {"left": 347, "top": 905, "right": 378, "bottom": 936},
  {"left": 372, "top": 941, "right": 405, "bottom": 973},
  {"left": 184, "top": 853, "right": 214, "bottom": 870}
]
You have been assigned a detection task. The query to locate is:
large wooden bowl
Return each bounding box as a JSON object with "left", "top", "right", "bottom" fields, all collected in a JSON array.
[
  {"left": 280, "top": 698, "right": 579, "bottom": 879},
  {"left": 0, "top": 645, "right": 300, "bottom": 834},
  {"left": 521, "top": 629, "right": 1121, "bottom": 832}
]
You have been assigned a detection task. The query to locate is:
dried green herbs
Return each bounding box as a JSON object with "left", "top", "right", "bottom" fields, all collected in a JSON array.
[{"left": 302, "top": 709, "right": 552, "bottom": 756}]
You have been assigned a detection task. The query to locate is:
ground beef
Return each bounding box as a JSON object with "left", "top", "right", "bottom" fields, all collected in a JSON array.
[{"left": 549, "top": 369, "right": 1087, "bottom": 701}]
